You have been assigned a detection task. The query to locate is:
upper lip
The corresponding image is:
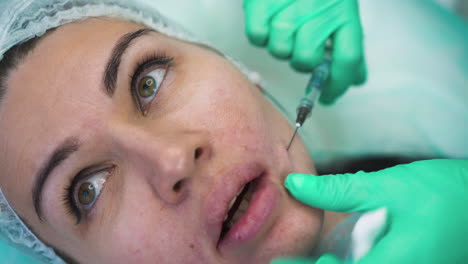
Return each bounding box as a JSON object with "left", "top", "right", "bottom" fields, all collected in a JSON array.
[{"left": 204, "top": 162, "right": 265, "bottom": 246}]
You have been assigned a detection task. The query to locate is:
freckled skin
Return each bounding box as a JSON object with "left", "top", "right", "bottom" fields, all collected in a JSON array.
[{"left": 0, "top": 18, "right": 342, "bottom": 263}]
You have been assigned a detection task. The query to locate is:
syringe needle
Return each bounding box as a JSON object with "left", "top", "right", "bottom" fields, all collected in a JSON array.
[
  {"left": 287, "top": 104, "right": 310, "bottom": 151},
  {"left": 286, "top": 124, "right": 300, "bottom": 151},
  {"left": 287, "top": 59, "right": 330, "bottom": 152}
]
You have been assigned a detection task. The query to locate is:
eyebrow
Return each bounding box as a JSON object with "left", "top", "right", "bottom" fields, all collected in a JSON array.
[
  {"left": 33, "top": 137, "right": 80, "bottom": 221},
  {"left": 103, "top": 28, "right": 154, "bottom": 97}
]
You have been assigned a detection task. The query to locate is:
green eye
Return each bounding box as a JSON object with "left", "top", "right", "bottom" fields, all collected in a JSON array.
[
  {"left": 133, "top": 67, "right": 167, "bottom": 114},
  {"left": 138, "top": 76, "right": 157, "bottom": 98},
  {"left": 75, "top": 169, "right": 110, "bottom": 211},
  {"left": 78, "top": 183, "right": 96, "bottom": 205}
]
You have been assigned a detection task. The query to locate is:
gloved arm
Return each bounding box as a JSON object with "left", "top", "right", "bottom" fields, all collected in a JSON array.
[
  {"left": 272, "top": 159, "right": 468, "bottom": 264},
  {"left": 243, "top": 0, "right": 367, "bottom": 104}
]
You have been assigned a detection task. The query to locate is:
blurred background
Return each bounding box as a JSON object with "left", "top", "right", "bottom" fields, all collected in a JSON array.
[{"left": 435, "top": 0, "right": 468, "bottom": 18}]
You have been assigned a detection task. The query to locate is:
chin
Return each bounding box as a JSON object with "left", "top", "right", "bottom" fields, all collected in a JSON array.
[{"left": 222, "top": 186, "right": 323, "bottom": 263}]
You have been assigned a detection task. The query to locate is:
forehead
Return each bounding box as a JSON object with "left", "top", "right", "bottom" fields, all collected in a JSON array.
[{"left": 0, "top": 19, "right": 141, "bottom": 200}]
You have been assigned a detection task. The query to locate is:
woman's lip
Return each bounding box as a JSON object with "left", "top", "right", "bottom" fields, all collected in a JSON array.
[
  {"left": 204, "top": 162, "right": 266, "bottom": 246},
  {"left": 217, "top": 173, "right": 280, "bottom": 252}
]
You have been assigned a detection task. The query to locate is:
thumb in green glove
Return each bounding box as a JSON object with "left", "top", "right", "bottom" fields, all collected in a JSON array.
[
  {"left": 272, "top": 254, "right": 342, "bottom": 264},
  {"left": 273, "top": 159, "right": 468, "bottom": 264}
]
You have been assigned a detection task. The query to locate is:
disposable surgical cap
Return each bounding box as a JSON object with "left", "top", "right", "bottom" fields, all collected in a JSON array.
[{"left": 0, "top": 0, "right": 262, "bottom": 263}]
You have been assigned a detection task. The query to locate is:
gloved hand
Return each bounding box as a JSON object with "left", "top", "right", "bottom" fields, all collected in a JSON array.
[
  {"left": 272, "top": 159, "right": 468, "bottom": 264},
  {"left": 243, "top": 0, "right": 367, "bottom": 104}
]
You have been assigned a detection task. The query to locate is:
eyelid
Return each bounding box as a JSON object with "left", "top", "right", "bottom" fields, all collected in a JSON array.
[
  {"left": 66, "top": 165, "right": 114, "bottom": 224},
  {"left": 130, "top": 55, "right": 174, "bottom": 114}
]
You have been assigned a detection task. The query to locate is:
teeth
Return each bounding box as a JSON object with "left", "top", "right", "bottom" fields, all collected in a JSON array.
[
  {"left": 232, "top": 198, "right": 249, "bottom": 223},
  {"left": 239, "top": 196, "right": 249, "bottom": 210},
  {"left": 227, "top": 185, "right": 254, "bottom": 225},
  {"left": 223, "top": 185, "right": 246, "bottom": 221}
]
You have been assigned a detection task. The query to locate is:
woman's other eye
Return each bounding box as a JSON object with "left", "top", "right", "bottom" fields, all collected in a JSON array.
[
  {"left": 135, "top": 68, "right": 166, "bottom": 114},
  {"left": 131, "top": 56, "right": 174, "bottom": 115},
  {"left": 75, "top": 169, "right": 110, "bottom": 210},
  {"left": 64, "top": 166, "right": 113, "bottom": 224}
]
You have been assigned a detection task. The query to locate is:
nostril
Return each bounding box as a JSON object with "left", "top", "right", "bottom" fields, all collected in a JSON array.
[
  {"left": 173, "top": 180, "right": 183, "bottom": 192},
  {"left": 194, "top": 147, "right": 203, "bottom": 159}
]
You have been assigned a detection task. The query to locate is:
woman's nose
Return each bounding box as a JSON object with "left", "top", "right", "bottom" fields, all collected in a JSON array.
[
  {"left": 111, "top": 124, "right": 211, "bottom": 205},
  {"left": 152, "top": 136, "right": 210, "bottom": 204}
]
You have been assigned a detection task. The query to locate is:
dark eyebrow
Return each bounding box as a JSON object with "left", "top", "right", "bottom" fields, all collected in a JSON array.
[
  {"left": 33, "top": 137, "right": 80, "bottom": 221},
  {"left": 103, "top": 28, "right": 154, "bottom": 97}
]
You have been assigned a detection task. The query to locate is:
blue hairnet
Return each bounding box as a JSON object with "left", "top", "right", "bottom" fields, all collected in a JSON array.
[{"left": 0, "top": 0, "right": 202, "bottom": 60}]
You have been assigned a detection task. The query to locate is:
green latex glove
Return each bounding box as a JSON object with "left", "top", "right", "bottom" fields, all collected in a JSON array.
[
  {"left": 272, "top": 254, "right": 342, "bottom": 264},
  {"left": 272, "top": 159, "right": 468, "bottom": 264},
  {"left": 243, "top": 0, "right": 367, "bottom": 104}
]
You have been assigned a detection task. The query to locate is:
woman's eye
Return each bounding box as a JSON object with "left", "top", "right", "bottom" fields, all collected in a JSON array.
[
  {"left": 138, "top": 76, "right": 158, "bottom": 98},
  {"left": 134, "top": 67, "right": 167, "bottom": 114},
  {"left": 78, "top": 183, "right": 96, "bottom": 205},
  {"left": 75, "top": 169, "right": 111, "bottom": 211}
]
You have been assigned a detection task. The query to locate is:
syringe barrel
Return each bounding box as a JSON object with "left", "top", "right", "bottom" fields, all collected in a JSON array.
[
  {"left": 303, "top": 60, "right": 330, "bottom": 102},
  {"left": 305, "top": 60, "right": 330, "bottom": 93},
  {"left": 295, "top": 60, "right": 331, "bottom": 126},
  {"left": 302, "top": 87, "right": 321, "bottom": 105}
]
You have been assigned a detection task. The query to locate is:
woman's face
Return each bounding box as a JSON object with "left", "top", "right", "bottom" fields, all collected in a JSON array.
[{"left": 0, "top": 19, "right": 322, "bottom": 263}]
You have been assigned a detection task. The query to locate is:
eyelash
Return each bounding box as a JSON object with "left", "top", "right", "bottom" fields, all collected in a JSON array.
[
  {"left": 62, "top": 183, "right": 80, "bottom": 224},
  {"left": 130, "top": 52, "right": 174, "bottom": 115}
]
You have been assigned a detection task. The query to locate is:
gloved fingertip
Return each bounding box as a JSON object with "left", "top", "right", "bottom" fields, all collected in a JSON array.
[
  {"left": 268, "top": 45, "right": 292, "bottom": 60},
  {"left": 246, "top": 30, "right": 269, "bottom": 46},
  {"left": 290, "top": 64, "right": 311, "bottom": 73},
  {"left": 267, "top": 33, "right": 293, "bottom": 59},
  {"left": 270, "top": 260, "right": 285, "bottom": 264},
  {"left": 318, "top": 95, "right": 337, "bottom": 105},
  {"left": 353, "top": 64, "right": 368, "bottom": 86},
  {"left": 290, "top": 51, "right": 323, "bottom": 73},
  {"left": 285, "top": 173, "right": 309, "bottom": 194},
  {"left": 319, "top": 82, "right": 349, "bottom": 105},
  {"left": 316, "top": 254, "right": 342, "bottom": 264},
  {"left": 270, "top": 259, "right": 290, "bottom": 264},
  {"left": 245, "top": 21, "right": 270, "bottom": 46},
  {"left": 271, "top": 257, "right": 312, "bottom": 264},
  {"left": 290, "top": 58, "right": 318, "bottom": 73},
  {"left": 353, "top": 76, "right": 366, "bottom": 86}
]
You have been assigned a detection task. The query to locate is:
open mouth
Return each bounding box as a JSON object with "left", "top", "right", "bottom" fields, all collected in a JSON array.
[
  {"left": 219, "top": 179, "right": 257, "bottom": 241},
  {"left": 208, "top": 165, "right": 280, "bottom": 251}
]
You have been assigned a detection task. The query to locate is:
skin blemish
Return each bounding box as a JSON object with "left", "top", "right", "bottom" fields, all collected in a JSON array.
[
  {"left": 159, "top": 203, "right": 168, "bottom": 212},
  {"left": 189, "top": 243, "right": 194, "bottom": 249},
  {"left": 130, "top": 246, "right": 142, "bottom": 257}
]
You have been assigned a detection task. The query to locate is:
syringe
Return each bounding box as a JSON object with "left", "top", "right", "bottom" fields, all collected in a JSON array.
[{"left": 286, "top": 60, "right": 331, "bottom": 151}]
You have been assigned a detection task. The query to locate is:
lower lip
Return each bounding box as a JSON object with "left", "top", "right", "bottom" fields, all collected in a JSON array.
[{"left": 217, "top": 174, "right": 280, "bottom": 251}]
